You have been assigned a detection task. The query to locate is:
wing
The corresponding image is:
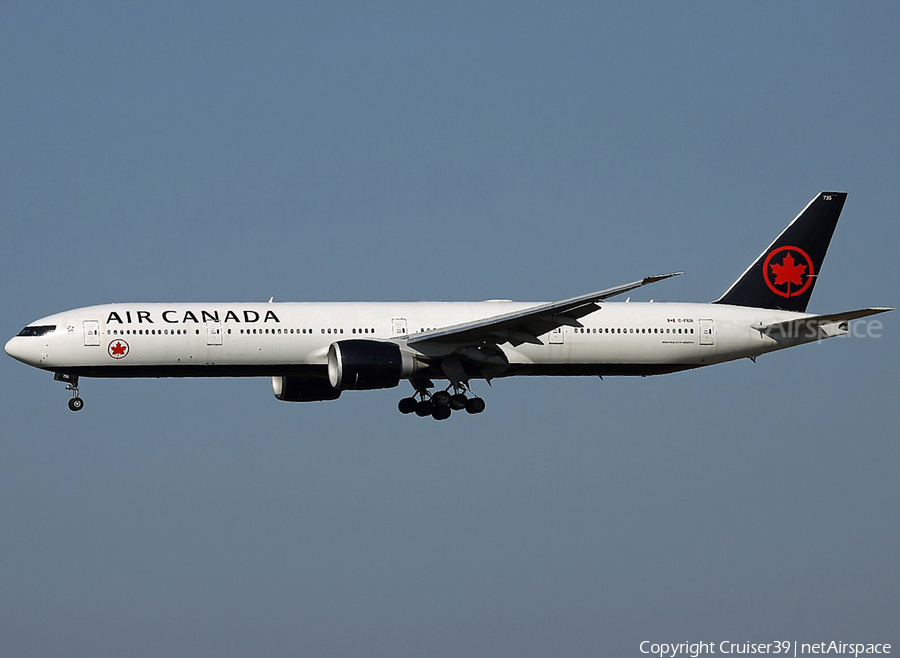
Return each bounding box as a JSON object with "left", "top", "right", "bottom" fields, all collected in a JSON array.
[{"left": 407, "top": 273, "right": 683, "bottom": 347}]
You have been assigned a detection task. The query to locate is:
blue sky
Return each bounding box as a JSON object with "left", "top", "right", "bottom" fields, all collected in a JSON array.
[{"left": 1, "top": 2, "right": 897, "bottom": 656}]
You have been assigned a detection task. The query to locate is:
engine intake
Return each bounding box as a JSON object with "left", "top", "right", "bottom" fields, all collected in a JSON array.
[
  {"left": 327, "top": 340, "right": 418, "bottom": 391},
  {"left": 272, "top": 376, "right": 342, "bottom": 402}
]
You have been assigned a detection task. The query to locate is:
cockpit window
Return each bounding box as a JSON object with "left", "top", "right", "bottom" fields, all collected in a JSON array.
[{"left": 17, "top": 325, "right": 56, "bottom": 337}]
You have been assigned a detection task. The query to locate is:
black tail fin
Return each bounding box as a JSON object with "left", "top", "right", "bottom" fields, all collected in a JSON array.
[{"left": 713, "top": 192, "right": 847, "bottom": 312}]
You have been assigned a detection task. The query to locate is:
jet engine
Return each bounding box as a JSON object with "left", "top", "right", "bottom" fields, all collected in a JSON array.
[
  {"left": 326, "top": 340, "right": 420, "bottom": 391},
  {"left": 272, "top": 376, "right": 342, "bottom": 402}
]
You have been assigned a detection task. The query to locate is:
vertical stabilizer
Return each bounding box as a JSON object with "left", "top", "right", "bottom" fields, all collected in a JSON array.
[{"left": 713, "top": 192, "right": 846, "bottom": 312}]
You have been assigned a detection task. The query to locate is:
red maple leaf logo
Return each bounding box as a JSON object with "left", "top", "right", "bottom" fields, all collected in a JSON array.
[
  {"left": 762, "top": 246, "right": 814, "bottom": 298},
  {"left": 769, "top": 252, "right": 807, "bottom": 287},
  {"left": 111, "top": 342, "right": 126, "bottom": 356}
]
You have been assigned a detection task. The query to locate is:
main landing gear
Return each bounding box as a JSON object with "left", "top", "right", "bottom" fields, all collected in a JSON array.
[
  {"left": 398, "top": 382, "right": 485, "bottom": 421},
  {"left": 55, "top": 373, "right": 84, "bottom": 412}
]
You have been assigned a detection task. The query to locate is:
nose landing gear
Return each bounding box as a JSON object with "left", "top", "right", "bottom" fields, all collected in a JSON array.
[
  {"left": 67, "top": 393, "right": 84, "bottom": 412},
  {"left": 55, "top": 373, "right": 84, "bottom": 412}
]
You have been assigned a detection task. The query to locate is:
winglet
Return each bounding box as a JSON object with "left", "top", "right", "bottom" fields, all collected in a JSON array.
[{"left": 644, "top": 272, "right": 684, "bottom": 284}]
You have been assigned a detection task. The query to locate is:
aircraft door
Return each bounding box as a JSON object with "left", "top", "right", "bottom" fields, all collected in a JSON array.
[
  {"left": 206, "top": 321, "right": 223, "bottom": 346},
  {"left": 83, "top": 320, "right": 101, "bottom": 346},
  {"left": 549, "top": 326, "right": 564, "bottom": 344},
  {"left": 392, "top": 318, "right": 408, "bottom": 337},
  {"left": 699, "top": 319, "right": 714, "bottom": 345}
]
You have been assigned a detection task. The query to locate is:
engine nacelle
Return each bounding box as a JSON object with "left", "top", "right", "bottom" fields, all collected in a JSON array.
[
  {"left": 327, "top": 340, "right": 419, "bottom": 391},
  {"left": 272, "top": 376, "right": 342, "bottom": 402}
]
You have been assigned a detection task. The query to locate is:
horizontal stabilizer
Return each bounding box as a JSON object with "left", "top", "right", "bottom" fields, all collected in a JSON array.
[{"left": 758, "top": 307, "right": 893, "bottom": 336}]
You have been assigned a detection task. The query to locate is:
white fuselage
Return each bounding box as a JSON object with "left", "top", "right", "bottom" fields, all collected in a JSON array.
[{"left": 4, "top": 301, "right": 840, "bottom": 380}]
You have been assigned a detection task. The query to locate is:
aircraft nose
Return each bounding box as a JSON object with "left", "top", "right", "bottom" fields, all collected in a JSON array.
[{"left": 5, "top": 336, "right": 22, "bottom": 361}]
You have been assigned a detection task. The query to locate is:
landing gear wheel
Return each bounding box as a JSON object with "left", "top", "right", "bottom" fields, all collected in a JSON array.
[
  {"left": 68, "top": 397, "right": 84, "bottom": 412},
  {"left": 465, "top": 397, "right": 486, "bottom": 414},
  {"left": 432, "top": 390, "right": 451, "bottom": 407},
  {"left": 450, "top": 394, "right": 467, "bottom": 411},
  {"left": 431, "top": 405, "right": 452, "bottom": 421},
  {"left": 415, "top": 400, "right": 434, "bottom": 417},
  {"left": 398, "top": 397, "right": 418, "bottom": 414}
]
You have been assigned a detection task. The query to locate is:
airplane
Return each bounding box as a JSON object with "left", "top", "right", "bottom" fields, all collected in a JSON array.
[{"left": 5, "top": 192, "right": 892, "bottom": 419}]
